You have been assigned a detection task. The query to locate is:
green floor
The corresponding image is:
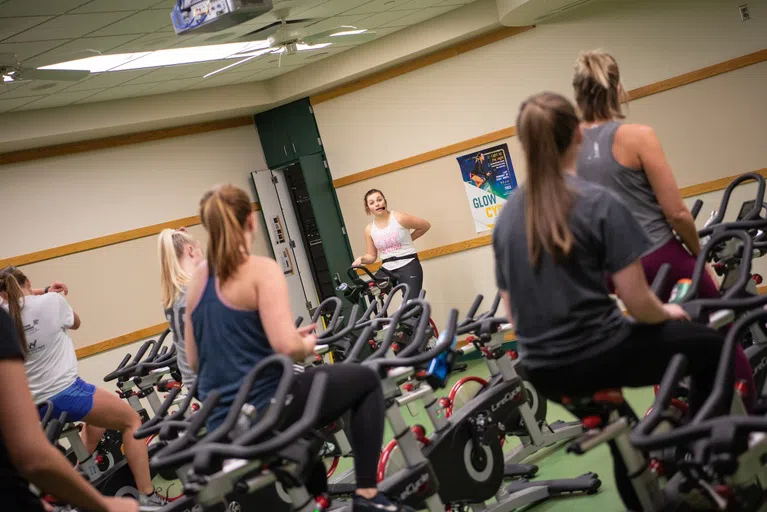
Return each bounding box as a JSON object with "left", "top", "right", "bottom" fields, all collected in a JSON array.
[{"left": 334, "top": 359, "right": 655, "bottom": 512}]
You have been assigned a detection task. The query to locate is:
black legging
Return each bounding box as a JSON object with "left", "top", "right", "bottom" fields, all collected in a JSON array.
[
  {"left": 377, "top": 258, "right": 424, "bottom": 298},
  {"left": 281, "top": 364, "right": 384, "bottom": 489},
  {"left": 523, "top": 320, "right": 723, "bottom": 511}
]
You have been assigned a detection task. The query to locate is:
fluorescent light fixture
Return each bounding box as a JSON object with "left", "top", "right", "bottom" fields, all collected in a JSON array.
[
  {"left": 330, "top": 29, "right": 368, "bottom": 36},
  {"left": 39, "top": 40, "right": 271, "bottom": 73},
  {"left": 3, "top": 75, "right": 13, "bottom": 82}
]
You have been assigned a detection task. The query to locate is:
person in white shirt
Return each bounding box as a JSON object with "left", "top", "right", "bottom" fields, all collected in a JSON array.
[
  {"left": 0, "top": 267, "right": 165, "bottom": 509},
  {"left": 352, "top": 189, "right": 431, "bottom": 296}
]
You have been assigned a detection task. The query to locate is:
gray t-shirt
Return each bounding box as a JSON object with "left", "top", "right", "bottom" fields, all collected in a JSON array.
[
  {"left": 493, "top": 176, "right": 651, "bottom": 368},
  {"left": 164, "top": 288, "right": 196, "bottom": 386}
]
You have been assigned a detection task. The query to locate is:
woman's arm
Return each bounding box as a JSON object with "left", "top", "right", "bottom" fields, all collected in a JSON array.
[
  {"left": 256, "top": 259, "right": 316, "bottom": 361},
  {"left": 353, "top": 225, "right": 378, "bottom": 266},
  {"left": 0, "top": 360, "right": 136, "bottom": 512},
  {"left": 184, "top": 264, "right": 207, "bottom": 373},
  {"left": 632, "top": 125, "right": 701, "bottom": 256},
  {"left": 395, "top": 212, "right": 431, "bottom": 241},
  {"left": 612, "top": 260, "right": 689, "bottom": 323}
]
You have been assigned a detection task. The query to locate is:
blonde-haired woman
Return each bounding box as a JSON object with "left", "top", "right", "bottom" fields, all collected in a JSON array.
[
  {"left": 157, "top": 227, "right": 203, "bottom": 387},
  {"left": 572, "top": 50, "right": 755, "bottom": 407}
]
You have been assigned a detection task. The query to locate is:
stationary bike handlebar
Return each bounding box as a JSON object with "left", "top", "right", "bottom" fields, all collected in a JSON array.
[
  {"left": 633, "top": 307, "right": 767, "bottom": 451},
  {"left": 697, "top": 173, "right": 767, "bottom": 237},
  {"left": 365, "top": 308, "right": 459, "bottom": 376},
  {"left": 187, "top": 373, "right": 330, "bottom": 475}
]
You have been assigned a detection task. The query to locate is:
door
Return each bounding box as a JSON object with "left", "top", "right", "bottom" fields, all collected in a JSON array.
[
  {"left": 254, "top": 110, "right": 294, "bottom": 168},
  {"left": 284, "top": 99, "right": 323, "bottom": 157},
  {"left": 250, "top": 170, "right": 318, "bottom": 321},
  {"left": 299, "top": 154, "right": 354, "bottom": 301}
]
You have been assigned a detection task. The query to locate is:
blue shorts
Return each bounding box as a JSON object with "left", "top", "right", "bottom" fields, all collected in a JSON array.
[{"left": 41, "top": 378, "right": 97, "bottom": 422}]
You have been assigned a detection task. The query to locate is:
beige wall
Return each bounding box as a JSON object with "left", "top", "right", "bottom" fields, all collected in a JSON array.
[
  {"left": 313, "top": 0, "right": 767, "bottom": 328},
  {"left": 0, "top": 125, "right": 272, "bottom": 369}
]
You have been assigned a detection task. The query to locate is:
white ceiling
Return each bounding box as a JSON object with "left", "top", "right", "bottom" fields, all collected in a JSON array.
[{"left": 0, "top": 0, "right": 475, "bottom": 113}]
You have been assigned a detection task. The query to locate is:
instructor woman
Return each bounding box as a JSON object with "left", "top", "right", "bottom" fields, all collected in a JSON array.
[{"left": 352, "top": 189, "right": 431, "bottom": 296}]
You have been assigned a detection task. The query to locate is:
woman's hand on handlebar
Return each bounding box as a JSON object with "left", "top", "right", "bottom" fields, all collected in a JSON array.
[
  {"left": 299, "top": 324, "right": 317, "bottom": 359},
  {"left": 663, "top": 304, "right": 690, "bottom": 321}
]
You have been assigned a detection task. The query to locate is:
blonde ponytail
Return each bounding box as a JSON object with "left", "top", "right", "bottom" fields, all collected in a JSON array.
[
  {"left": 517, "top": 93, "right": 580, "bottom": 266},
  {"left": 0, "top": 267, "right": 29, "bottom": 355},
  {"left": 158, "top": 228, "right": 195, "bottom": 309},
  {"left": 199, "top": 185, "right": 253, "bottom": 283},
  {"left": 572, "top": 50, "right": 628, "bottom": 122}
]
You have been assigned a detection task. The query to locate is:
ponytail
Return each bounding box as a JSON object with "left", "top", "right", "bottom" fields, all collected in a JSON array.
[
  {"left": 572, "top": 50, "right": 628, "bottom": 122},
  {"left": 0, "top": 267, "right": 29, "bottom": 355},
  {"left": 158, "top": 228, "right": 196, "bottom": 309},
  {"left": 516, "top": 93, "right": 581, "bottom": 266},
  {"left": 199, "top": 185, "right": 253, "bottom": 283}
]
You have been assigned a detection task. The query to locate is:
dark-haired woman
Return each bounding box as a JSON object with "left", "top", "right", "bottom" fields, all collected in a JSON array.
[
  {"left": 492, "top": 92, "right": 725, "bottom": 511},
  {"left": 352, "top": 189, "right": 430, "bottom": 296}
]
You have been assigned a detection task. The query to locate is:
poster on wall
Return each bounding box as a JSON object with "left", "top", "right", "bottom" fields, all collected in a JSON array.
[{"left": 456, "top": 143, "right": 517, "bottom": 233}]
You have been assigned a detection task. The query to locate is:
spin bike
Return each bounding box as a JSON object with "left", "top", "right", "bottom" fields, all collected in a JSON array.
[{"left": 349, "top": 300, "right": 601, "bottom": 511}]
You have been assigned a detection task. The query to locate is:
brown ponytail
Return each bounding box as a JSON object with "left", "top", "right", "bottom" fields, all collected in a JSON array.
[
  {"left": 199, "top": 185, "right": 253, "bottom": 283},
  {"left": 516, "top": 92, "right": 581, "bottom": 266},
  {"left": 0, "top": 267, "right": 29, "bottom": 355},
  {"left": 572, "top": 50, "right": 628, "bottom": 122}
]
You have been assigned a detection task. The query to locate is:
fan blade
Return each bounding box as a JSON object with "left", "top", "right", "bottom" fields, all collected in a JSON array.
[
  {"left": 203, "top": 48, "right": 278, "bottom": 78},
  {"left": 20, "top": 68, "right": 89, "bottom": 81},
  {"left": 237, "top": 19, "right": 314, "bottom": 42},
  {"left": 302, "top": 27, "right": 376, "bottom": 46}
]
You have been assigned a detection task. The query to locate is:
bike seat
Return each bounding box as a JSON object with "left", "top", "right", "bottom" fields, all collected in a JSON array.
[{"left": 560, "top": 389, "right": 626, "bottom": 428}]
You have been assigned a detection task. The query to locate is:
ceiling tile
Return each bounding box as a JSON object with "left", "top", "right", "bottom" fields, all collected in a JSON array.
[
  {"left": 142, "top": 76, "right": 204, "bottom": 95},
  {"left": 72, "top": 0, "right": 167, "bottom": 13},
  {"left": 0, "top": 79, "right": 79, "bottom": 99},
  {"left": 12, "top": 89, "right": 105, "bottom": 110},
  {"left": 0, "top": 81, "right": 26, "bottom": 96},
  {"left": 24, "top": 35, "right": 141, "bottom": 66},
  {"left": 176, "top": 61, "right": 238, "bottom": 79},
  {"left": 380, "top": 5, "right": 458, "bottom": 27},
  {"left": 0, "top": 16, "right": 52, "bottom": 41},
  {"left": 303, "top": 14, "right": 370, "bottom": 34},
  {"left": 60, "top": 69, "right": 154, "bottom": 92},
  {"left": 74, "top": 82, "right": 161, "bottom": 103},
  {"left": 6, "top": 13, "right": 135, "bottom": 42},
  {"left": 0, "top": 0, "right": 91, "bottom": 17},
  {"left": 107, "top": 32, "right": 179, "bottom": 53},
  {"left": 344, "top": 0, "right": 406, "bottom": 15},
  {"left": 88, "top": 9, "right": 172, "bottom": 37},
  {"left": 391, "top": 0, "right": 450, "bottom": 10},
  {"left": 0, "top": 39, "right": 69, "bottom": 62},
  {"left": 357, "top": 9, "right": 418, "bottom": 28},
  {"left": 254, "top": 64, "right": 301, "bottom": 80},
  {"left": 121, "top": 64, "right": 205, "bottom": 84},
  {"left": 183, "top": 70, "right": 255, "bottom": 90},
  {"left": 298, "top": 0, "right": 372, "bottom": 18},
  {"left": 0, "top": 95, "right": 38, "bottom": 112}
]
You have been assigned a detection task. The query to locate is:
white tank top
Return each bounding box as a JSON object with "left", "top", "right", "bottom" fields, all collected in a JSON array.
[{"left": 370, "top": 211, "right": 416, "bottom": 270}]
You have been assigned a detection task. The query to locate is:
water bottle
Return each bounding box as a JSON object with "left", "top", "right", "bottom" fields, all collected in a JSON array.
[
  {"left": 425, "top": 331, "right": 458, "bottom": 389},
  {"left": 669, "top": 279, "right": 692, "bottom": 304}
]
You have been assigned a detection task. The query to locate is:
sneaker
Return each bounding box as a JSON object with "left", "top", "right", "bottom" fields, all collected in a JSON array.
[
  {"left": 352, "top": 493, "right": 414, "bottom": 512},
  {"left": 139, "top": 491, "right": 167, "bottom": 510}
]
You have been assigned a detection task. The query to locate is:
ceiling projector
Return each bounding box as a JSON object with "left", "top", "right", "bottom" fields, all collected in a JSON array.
[{"left": 171, "top": 0, "right": 273, "bottom": 35}]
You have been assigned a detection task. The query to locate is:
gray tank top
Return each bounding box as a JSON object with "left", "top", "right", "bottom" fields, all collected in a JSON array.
[{"left": 577, "top": 121, "right": 674, "bottom": 254}]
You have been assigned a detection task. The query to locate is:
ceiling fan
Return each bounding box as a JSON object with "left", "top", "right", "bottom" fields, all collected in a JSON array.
[
  {"left": 0, "top": 53, "right": 90, "bottom": 83},
  {"left": 204, "top": 6, "right": 376, "bottom": 78}
]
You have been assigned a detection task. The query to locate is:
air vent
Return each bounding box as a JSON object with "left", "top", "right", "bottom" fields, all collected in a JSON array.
[{"left": 31, "top": 82, "right": 58, "bottom": 91}]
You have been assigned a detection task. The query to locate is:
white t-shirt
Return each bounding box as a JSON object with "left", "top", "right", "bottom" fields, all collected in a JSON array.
[
  {"left": 370, "top": 211, "right": 417, "bottom": 271},
  {"left": 2, "top": 294, "right": 79, "bottom": 402}
]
